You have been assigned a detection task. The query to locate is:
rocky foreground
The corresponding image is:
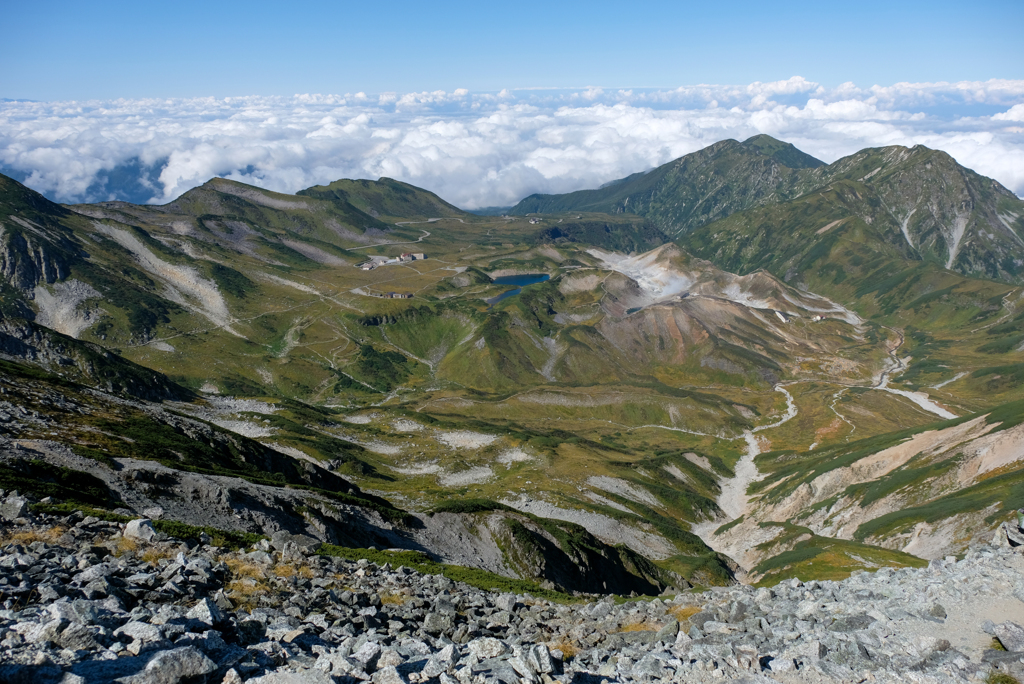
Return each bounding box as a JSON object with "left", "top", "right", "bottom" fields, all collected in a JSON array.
[{"left": 3, "top": 493, "right": 1024, "bottom": 684}]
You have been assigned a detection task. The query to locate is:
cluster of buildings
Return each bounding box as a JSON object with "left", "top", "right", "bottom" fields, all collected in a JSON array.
[{"left": 358, "top": 253, "right": 426, "bottom": 271}]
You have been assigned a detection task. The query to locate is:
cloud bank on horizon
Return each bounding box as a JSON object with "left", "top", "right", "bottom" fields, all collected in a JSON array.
[{"left": 2, "top": 76, "right": 1023, "bottom": 210}]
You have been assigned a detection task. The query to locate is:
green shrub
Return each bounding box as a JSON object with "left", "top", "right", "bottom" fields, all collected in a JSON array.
[{"left": 428, "top": 499, "right": 512, "bottom": 515}]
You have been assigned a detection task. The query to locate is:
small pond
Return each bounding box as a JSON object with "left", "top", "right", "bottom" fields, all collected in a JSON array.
[{"left": 486, "top": 274, "right": 550, "bottom": 306}]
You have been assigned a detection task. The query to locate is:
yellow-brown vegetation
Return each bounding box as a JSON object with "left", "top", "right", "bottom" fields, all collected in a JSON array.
[
  {"left": 114, "top": 536, "right": 139, "bottom": 557},
  {"left": 668, "top": 605, "right": 702, "bottom": 623},
  {"left": 140, "top": 547, "right": 177, "bottom": 566},
  {"left": 273, "top": 563, "right": 315, "bottom": 580},
  {"left": 379, "top": 591, "right": 408, "bottom": 606},
  {"left": 548, "top": 637, "right": 579, "bottom": 661},
  {"left": 615, "top": 620, "right": 661, "bottom": 633},
  {"left": 224, "top": 558, "right": 268, "bottom": 580},
  {"left": 0, "top": 526, "right": 67, "bottom": 546}
]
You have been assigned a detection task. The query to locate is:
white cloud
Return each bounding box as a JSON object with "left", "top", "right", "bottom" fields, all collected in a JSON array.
[
  {"left": 1, "top": 79, "right": 1023, "bottom": 209},
  {"left": 994, "top": 104, "right": 1024, "bottom": 122}
]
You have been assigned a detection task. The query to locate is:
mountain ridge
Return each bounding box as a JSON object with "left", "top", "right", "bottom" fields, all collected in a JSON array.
[{"left": 511, "top": 135, "right": 1024, "bottom": 284}]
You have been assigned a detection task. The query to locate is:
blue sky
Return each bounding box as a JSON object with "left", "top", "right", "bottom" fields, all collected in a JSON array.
[
  {"left": 3, "top": 0, "right": 1022, "bottom": 100},
  {"left": 2, "top": 1, "right": 1023, "bottom": 207}
]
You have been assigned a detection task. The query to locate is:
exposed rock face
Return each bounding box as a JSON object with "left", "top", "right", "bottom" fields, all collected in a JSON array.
[
  {"left": 0, "top": 219, "right": 75, "bottom": 291},
  {"left": 2, "top": 498, "right": 1024, "bottom": 683},
  {"left": 0, "top": 316, "right": 189, "bottom": 402}
]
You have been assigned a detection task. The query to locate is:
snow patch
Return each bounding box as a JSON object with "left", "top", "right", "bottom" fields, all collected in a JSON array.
[
  {"left": 930, "top": 372, "right": 968, "bottom": 390},
  {"left": 281, "top": 239, "right": 348, "bottom": 266},
  {"left": 263, "top": 443, "right": 317, "bottom": 463},
  {"left": 584, "top": 491, "right": 633, "bottom": 513},
  {"left": 213, "top": 183, "right": 313, "bottom": 211},
  {"left": 360, "top": 442, "right": 403, "bottom": 455},
  {"left": 496, "top": 448, "right": 533, "bottom": 467},
  {"left": 501, "top": 496, "right": 675, "bottom": 559},
  {"left": 438, "top": 466, "right": 493, "bottom": 486},
  {"left": 663, "top": 464, "right": 692, "bottom": 485},
  {"left": 436, "top": 430, "right": 499, "bottom": 449},
  {"left": 815, "top": 219, "right": 846, "bottom": 235},
  {"left": 259, "top": 273, "right": 321, "bottom": 295},
  {"left": 899, "top": 207, "right": 918, "bottom": 249}
]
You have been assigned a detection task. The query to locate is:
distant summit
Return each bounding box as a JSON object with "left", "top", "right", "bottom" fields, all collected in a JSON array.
[
  {"left": 512, "top": 135, "right": 1024, "bottom": 283},
  {"left": 511, "top": 135, "right": 826, "bottom": 235}
]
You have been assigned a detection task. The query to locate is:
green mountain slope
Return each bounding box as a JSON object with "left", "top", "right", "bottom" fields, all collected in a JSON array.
[
  {"left": 298, "top": 177, "right": 468, "bottom": 221},
  {"left": 511, "top": 135, "right": 824, "bottom": 235},
  {"left": 512, "top": 136, "right": 1024, "bottom": 284}
]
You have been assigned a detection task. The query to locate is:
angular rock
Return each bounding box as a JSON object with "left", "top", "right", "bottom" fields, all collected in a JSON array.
[
  {"left": 0, "top": 493, "right": 28, "bottom": 521},
  {"left": 115, "top": 622, "right": 164, "bottom": 644},
  {"left": 121, "top": 646, "right": 216, "bottom": 684},
  {"left": 371, "top": 665, "right": 407, "bottom": 684},
  {"left": 468, "top": 637, "right": 507, "bottom": 659},
  {"left": 248, "top": 671, "right": 334, "bottom": 684},
  {"left": 423, "top": 612, "right": 453, "bottom": 634},
  {"left": 124, "top": 519, "right": 157, "bottom": 542},
  {"left": 352, "top": 641, "right": 383, "bottom": 670},
  {"left": 527, "top": 644, "right": 556, "bottom": 674},
  {"left": 655, "top": 619, "right": 679, "bottom": 642},
  {"left": 494, "top": 594, "right": 516, "bottom": 612},
  {"left": 57, "top": 622, "right": 100, "bottom": 651},
  {"left": 995, "top": 622, "right": 1024, "bottom": 651},
  {"left": 186, "top": 597, "right": 225, "bottom": 626},
  {"left": 24, "top": 618, "right": 67, "bottom": 645}
]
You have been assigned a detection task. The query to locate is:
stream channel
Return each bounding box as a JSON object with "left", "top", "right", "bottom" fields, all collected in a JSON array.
[{"left": 694, "top": 330, "right": 959, "bottom": 559}]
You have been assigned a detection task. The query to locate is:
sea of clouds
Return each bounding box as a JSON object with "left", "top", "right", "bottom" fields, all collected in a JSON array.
[{"left": 2, "top": 77, "right": 1023, "bottom": 209}]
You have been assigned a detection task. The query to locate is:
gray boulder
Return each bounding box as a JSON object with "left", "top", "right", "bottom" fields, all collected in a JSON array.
[
  {"left": 120, "top": 646, "right": 216, "bottom": 684},
  {"left": 423, "top": 612, "right": 453, "bottom": 634},
  {"left": 248, "top": 671, "right": 334, "bottom": 684},
  {"left": 0, "top": 493, "right": 28, "bottom": 520},
  {"left": 468, "top": 636, "right": 507, "bottom": 659},
  {"left": 124, "top": 519, "right": 157, "bottom": 542},
  {"left": 655, "top": 619, "right": 679, "bottom": 642},
  {"left": 186, "top": 597, "right": 224, "bottom": 626},
  {"left": 995, "top": 621, "right": 1024, "bottom": 651}
]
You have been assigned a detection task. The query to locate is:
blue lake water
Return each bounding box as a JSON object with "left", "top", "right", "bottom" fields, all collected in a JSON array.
[{"left": 486, "top": 274, "right": 550, "bottom": 306}]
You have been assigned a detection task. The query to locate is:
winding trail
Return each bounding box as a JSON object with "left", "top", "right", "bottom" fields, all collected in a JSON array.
[{"left": 347, "top": 228, "right": 431, "bottom": 251}]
